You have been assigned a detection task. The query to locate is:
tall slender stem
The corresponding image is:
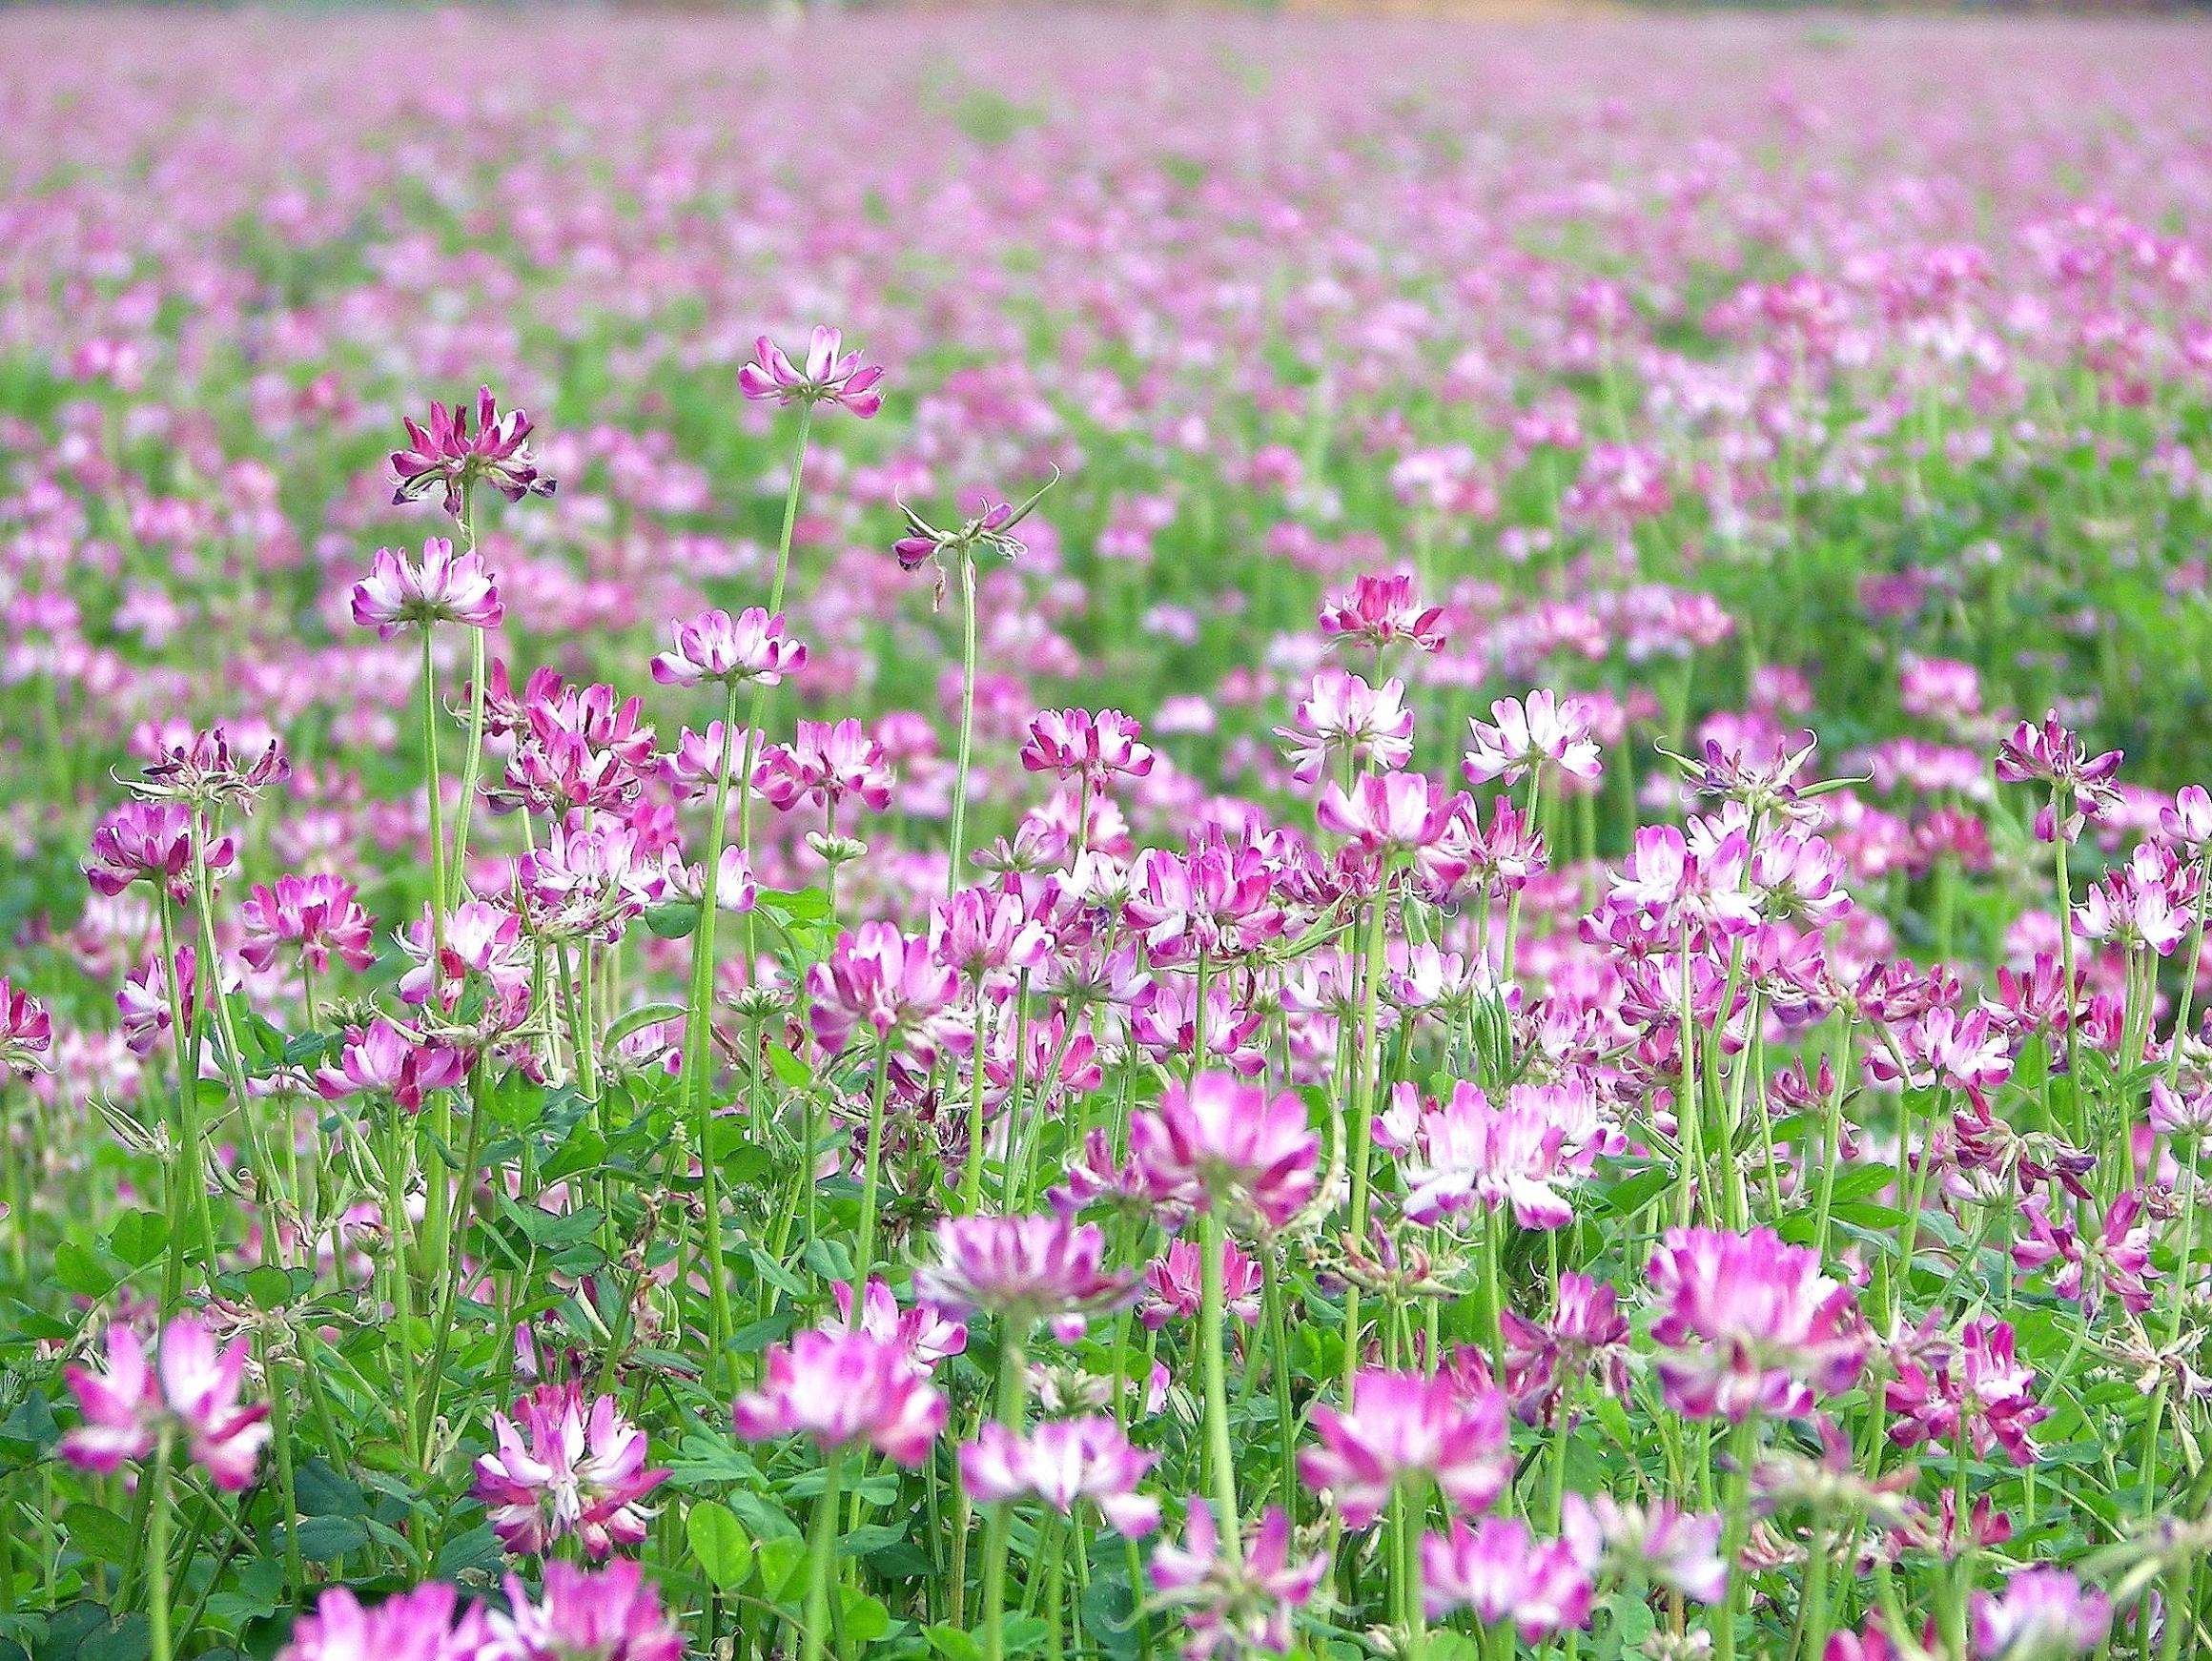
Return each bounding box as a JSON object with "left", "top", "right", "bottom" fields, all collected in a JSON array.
[
  {"left": 948, "top": 551, "right": 979, "bottom": 896},
  {"left": 684, "top": 678, "right": 746, "bottom": 1388}
]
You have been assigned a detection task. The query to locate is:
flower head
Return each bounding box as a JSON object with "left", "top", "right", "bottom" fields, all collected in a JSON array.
[
  {"left": 731, "top": 1326, "right": 946, "bottom": 1465},
  {"left": 1149, "top": 1502, "right": 1327, "bottom": 1661},
  {"left": 959, "top": 1416, "right": 1159, "bottom": 1534},
  {"left": 1299, "top": 1366, "right": 1508, "bottom": 1528},
  {"left": 1129, "top": 1072, "right": 1319, "bottom": 1229},
  {"left": 61, "top": 1315, "right": 271, "bottom": 1491},
  {"left": 739, "top": 327, "right": 885, "bottom": 416},
  {"left": 472, "top": 1383, "right": 668, "bottom": 1560},
  {"left": 1647, "top": 1227, "right": 1865, "bottom": 1421},
  {"left": 352, "top": 538, "right": 503, "bottom": 637},
  {"left": 390, "top": 387, "right": 556, "bottom": 517},
  {"left": 649, "top": 607, "right": 806, "bottom": 688}
]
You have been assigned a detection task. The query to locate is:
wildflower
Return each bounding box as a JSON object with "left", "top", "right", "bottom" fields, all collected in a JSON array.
[
  {"left": 1885, "top": 1317, "right": 2049, "bottom": 1466},
  {"left": 1400, "top": 1081, "right": 1578, "bottom": 1229},
  {"left": 483, "top": 1560, "right": 683, "bottom": 1661},
  {"left": 1317, "top": 573, "right": 1445, "bottom": 654},
  {"left": 1561, "top": 1492, "right": 1728, "bottom": 1603},
  {"left": 472, "top": 1383, "right": 668, "bottom": 1560},
  {"left": 86, "top": 800, "right": 232, "bottom": 902},
  {"left": 731, "top": 1326, "right": 946, "bottom": 1465},
  {"left": 828, "top": 1278, "right": 967, "bottom": 1375},
  {"left": 238, "top": 873, "right": 378, "bottom": 974},
  {"left": 755, "top": 718, "right": 894, "bottom": 817},
  {"left": 1299, "top": 1367, "right": 1509, "bottom": 1528},
  {"left": 61, "top": 1315, "right": 271, "bottom": 1491},
  {"left": 1020, "top": 707, "right": 1157, "bottom": 786},
  {"left": 1420, "top": 1515, "right": 1593, "bottom": 1639},
  {"left": 1995, "top": 713, "right": 2123, "bottom": 843},
  {"left": 1315, "top": 771, "right": 1457, "bottom": 855},
  {"left": 1148, "top": 1502, "right": 1327, "bottom": 1661},
  {"left": 277, "top": 1584, "right": 488, "bottom": 1661},
  {"left": 739, "top": 326, "right": 885, "bottom": 416},
  {"left": 1276, "top": 668, "right": 1416, "bottom": 786},
  {"left": 959, "top": 1417, "right": 1160, "bottom": 1535},
  {"left": 136, "top": 725, "right": 292, "bottom": 810},
  {"left": 315, "top": 1018, "right": 470, "bottom": 1114},
  {"left": 2010, "top": 1189, "right": 2156, "bottom": 1315},
  {"left": 913, "top": 1215, "right": 1134, "bottom": 1334},
  {"left": 351, "top": 539, "right": 503, "bottom": 637},
  {"left": 0, "top": 978, "right": 53, "bottom": 1076},
  {"left": 1123, "top": 838, "right": 1285, "bottom": 962},
  {"left": 390, "top": 387, "right": 556, "bottom": 517},
  {"left": 1140, "top": 1236, "right": 1262, "bottom": 1329},
  {"left": 804, "top": 922, "right": 962, "bottom": 1059},
  {"left": 649, "top": 607, "right": 806, "bottom": 688},
  {"left": 1646, "top": 1227, "right": 1866, "bottom": 1421},
  {"left": 1462, "top": 690, "right": 1602, "bottom": 788},
  {"left": 1970, "top": 1569, "right": 2111, "bottom": 1660},
  {"left": 1128, "top": 1072, "right": 1320, "bottom": 1229}
]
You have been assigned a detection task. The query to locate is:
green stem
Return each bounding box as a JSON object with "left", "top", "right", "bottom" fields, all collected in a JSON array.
[{"left": 949, "top": 551, "right": 979, "bottom": 896}]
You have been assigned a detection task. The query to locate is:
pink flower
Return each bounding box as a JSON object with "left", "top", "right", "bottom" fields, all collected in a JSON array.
[
  {"left": 62, "top": 1316, "right": 271, "bottom": 1491},
  {"left": 828, "top": 1278, "right": 968, "bottom": 1375},
  {"left": 1419, "top": 1515, "right": 1592, "bottom": 1638},
  {"left": 1864, "top": 1006, "right": 2016, "bottom": 1104},
  {"left": 0, "top": 977, "right": 51, "bottom": 1076},
  {"left": 1148, "top": 1502, "right": 1326, "bottom": 1661},
  {"left": 352, "top": 539, "right": 504, "bottom": 637},
  {"left": 649, "top": 607, "right": 806, "bottom": 688},
  {"left": 1020, "top": 708, "right": 1156, "bottom": 786},
  {"left": 1140, "top": 1236, "right": 1261, "bottom": 1330},
  {"left": 1276, "top": 668, "right": 1415, "bottom": 786},
  {"left": 931, "top": 885, "right": 1051, "bottom": 981},
  {"left": 1561, "top": 1493, "right": 1727, "bottom": 1604},
  {"left": 1462, "top": 691, "right": 1602, "bottom": 788},
  {"left": 1995, "top": 712, "right": 2123, "bottom": 843},
  {"left": 315, "top": 1018, "right": 470, "bottom": 1114},
  {"left": 277, "top": 1583, "right": 488, "bottom": 1661},
  {"left": 1970, "top": 1569, "right": 2111, "bottom": 1660},
  {"left": 390, "top": 387, "right": 556, "bottom": 518},
  {"left": 959, "top": 1416, "right": 1159, "bottom": 1535},
  {"left": 1315, "top": 772, "right": 1457, "bottom": 855},
  {"left": 86, "top": 801, "right": 232, "bottom": 901},
  {"left": 755, "top": 718, "right": 894, "bottom": 816},
  {"left": 1299, "top": 1367, "right": 1508, "bottom": 1528},
  {"left": 472, "top": 1383, "right": 669, "bottom": 1559},
  {"left": 1400, "top": 1082, "right": 1578, "bottom": 1230},
  {"left": 805, "top": 922, "right": 962, "bottom": 1058},
  {"left": 1317, "top": 572, "right": 1445, "bottom": 654},
  {"left": 239, "top": 873, "right": 377, "bottom": 974},
  {"left": 1123, "top": 838, "right": 1285, "bottom": 963},
  {"left": 738, "top": 326, "right": 885, "bottom": 417},
  {"left": 1885, "top": 1317, "right": 2049, "bottom": 1467},
  {"left": 1647, "top": 1227, "right": 1865, "bottom": 1421},
  {"left": 731, "top": 1326, "right": 946, "bottom": 1465},
  {"left": 914, "top": 1215, "right": 1134, "bottom": 1333},
  {"left": 483, "top": 1560, "right": 683, "bottom": 1661},
  {"left": 1128, "top": 1072, "right": 1319, "bottom": 1229}
]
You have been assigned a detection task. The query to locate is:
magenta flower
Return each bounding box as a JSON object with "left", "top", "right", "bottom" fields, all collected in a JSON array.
[
  {"left": 1970, "top": 1569, "right": 2111, "bottom": 1660},
  {"left": 2010, "top": 1189, "right": 2156, "bottom": 1315},
  {"left": 1560, "top": 1493, "right": 1727, "bottom": 1604},
  {"left": 1462, "top": 690, "right": 1603, "bottom": 788},
  {"left": 1276, "top": 668, "right": 1416, "bottom": 786},
  {"left": 277, "top": 1583, "right": 488, "bottom": 1661},
  {"left": 1317, "top": 572, "right": 1445, "bottom": 654},
  {"left": 959, "top": 1416, "right": 1160, "bottom": 1535},
  {"left": 1020, "top": 707, "right": 1157, "bottom": 786},
  {"left": 731, "top": 1326, "right": 946, "bottom": 1466},
  {"left": 913, "top": 1214, "right": 1135, "bottom": 1334},
  {"left": 1123, "top": 838, "right": 1285, "bottom": 963},
  {"left": 804, "top": 921, "right": 962, "bottom": 1059},
  {"left": 1315, "top": 772, "right": 1457, "bottom": 855},
  {"left": 1885, "top": 1317, "right": 2049, "bottom": 1467},
  {"left": 352, "top": 538, "right": 503, "bottom": 638},
  {"left": 1148, "top": 1502, "right": 1327, "bottom": 1661},
  {"left": 1864, "top": 1005, "right": 2016, "bottom": 1105},
  {"left": 61, "top": 1316, "right": 271, "bottom": 1491},
  {"left": 1299, "top": 1366, "right": 1508, "bottom": 1528},
  {"left": 739, "top": 326, "right": 885, "bottom": 417},
  {"left": 1419, "top": 1515, "right": 1593, "bottom": 1638},
  {"left": 315, "top": 1018, "right": 470, "bottom": 1114},
  {"left": 1646, "top": 1227, "right": 1865, "bottom": 1422},
  {"left": 472, "top": 1383, "right": 669, "bottom": 1560},
  {"left": 1995, "top": 712, "right": 2123, "bottom": 843},
  {"left": 390, "top": 387, "right": 556, "bottom": 518},
  {"left": 137, "top": 724, "right": 291, "bottom": 809},
  {"left": 754, "top": 718, "right": 894, "bottom": 816},
  {"left": 1400, "top": 1081, "right": 1578, "bottom": 1230},
  {"left": 828, "top": 1278, "right": 968, "bottom": 1375},
  {"left": 1128, "top": 1072, "right": 1319, "bottom": 1230},
  {"left": 86, "top": 800, "right": 233, "bottom": 901},
  {"left": 649, "top": 607, "right": 806, "bottom": 688},
  {"left": 238, "top": 873, "right": 378, "bottom": 974},
  {"left": 1140, "top": 1236, "right": 1261, "bottom": 1330},
  {"left": 483, "top": 1560, "right": 683, "bottom": 1661},
  {"left": 0, "top": 977, "right": 53, "bottom": 1077}
]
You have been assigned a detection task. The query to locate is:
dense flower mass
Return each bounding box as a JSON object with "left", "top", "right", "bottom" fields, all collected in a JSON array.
[{"left": 4, "top": 12, "right": 2211, "bottom": 1661}]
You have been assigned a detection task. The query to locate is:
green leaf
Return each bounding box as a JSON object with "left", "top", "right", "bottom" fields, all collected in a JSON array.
[
  {"left": 755, "top": 1537, "right": 809, "bottom": 1602},
  {"left": 925, "top": 1628, "right": 985, "bottom": 1661},
  {"left": 290, "top": 1516, "right": 369, "bottom": 1562},
  {"left": 686, "top": 1502, "right": 754, "bottom": 1590},
  {"left": 61, "top": 1503, "right": 135, "bottom": 1567}
]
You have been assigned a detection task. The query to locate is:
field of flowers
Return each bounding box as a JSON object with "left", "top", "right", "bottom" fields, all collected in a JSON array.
[{"left": 3, "top": 8, "right": 2212, "bottom": 1661}]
